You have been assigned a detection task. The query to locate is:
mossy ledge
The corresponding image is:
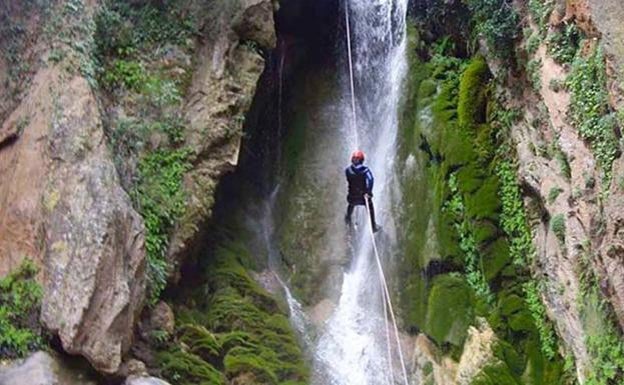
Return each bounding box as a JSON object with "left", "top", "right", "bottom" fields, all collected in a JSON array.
[
  {"left": 397, "top": 27, "right": 573, "bottom": 382},
  {"left": 157, "top": 237, "right": 308, "bottom": 385}
]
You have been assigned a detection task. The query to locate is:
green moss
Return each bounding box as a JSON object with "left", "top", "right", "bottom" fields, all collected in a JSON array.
[
  {"left": 398, "top": 42, "right": 570, "bottom": 382},
  {"left": 419, "top": 79, "right": 438, "bottom": 99},
  {"left": 157, "top": 347, "right": 224, "bottom": 385},
  {"left": 482, "top": 238, "right": 511, "bottom": 281},
  {"left": 159, "top": 240, "right": 308, "bottom": 385},
  {"left": 445, "top": 173, "right": 493, "bottom": 302},
  {"left": 458, "top": 56, "right": 490, "bottom": 130},
  {"left": 425, "top": 274, "right": 475, "bottom": 346},
  {"left": 0, "top": 260, "right": 44, "bottom": 358},
  {"left": 470, "top": 360, "right": 520, "bottom": 385}
]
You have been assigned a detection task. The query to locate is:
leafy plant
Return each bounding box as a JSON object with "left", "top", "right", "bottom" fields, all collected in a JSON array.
[
  {"left": 525, "top": 31, "right": 541, "bottom": 55},
  {"left": 102, "top": 59, "right": 146, "bottom": 90},
  {"left": 527, "top": 58, "right": 543, "bottom": 91},
  {"left": 548, "top": 186, "right": 563, "bottom": 204},
  {"left": 465, "top": 0, "right": 520, "bottom": 60},
  {"left": 497, "top": 160, "right": 534, "bottom": 265},
  {"left": 550, "top": 214, "right": 566, "bottom": 242},
  {"left": 528, "top": 0, "right": 554, "bottom": 37},
  {"left": 578, "top": 254, "right": 624, "bottom": 385},
  {"left": 567, "top": 44, "right": 618, "bottom": 183},
  {"left": 524, "top": 280, "right": 557, "bottom": 359},
  {"left": 546, "top": 22, "right": 582, "bottom": 65},
  {"left": 133, "top": 149, "right": 192, "bottom": 303},
  {"left": 445, "top": 173, "right": 493, "bottom": 302},
  {"left": 0, "top": 260, "right": 44, "bottom": 358}
]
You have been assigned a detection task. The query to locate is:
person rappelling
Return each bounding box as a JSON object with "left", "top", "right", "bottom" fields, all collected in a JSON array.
[{"left": 344, "top": 150, "right": 380, "bottom": 232}]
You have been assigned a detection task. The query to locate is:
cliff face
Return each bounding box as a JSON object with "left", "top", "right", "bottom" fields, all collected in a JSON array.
[
  {"left": 400, "top": 0, "right": 624, "bottom": 384},
  {"left": 0, "top": 0, "right": 276, "bottom": 376}
]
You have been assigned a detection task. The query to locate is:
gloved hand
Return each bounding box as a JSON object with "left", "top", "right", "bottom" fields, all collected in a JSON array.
[{"left": 365, "top": 192, "right": 373, "bottom": 198}]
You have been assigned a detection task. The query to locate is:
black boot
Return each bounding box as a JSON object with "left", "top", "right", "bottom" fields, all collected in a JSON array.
[{"left": 345, "top": 204, "right": 354, "bottom": 225}]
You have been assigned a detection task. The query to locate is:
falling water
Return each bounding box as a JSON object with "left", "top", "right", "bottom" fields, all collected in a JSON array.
[
  {"left": 312, "top": 0, "right": 409, "bottom": 384},
  {"left": 252, "top": 0, "right": 410, "bottom": 382}
]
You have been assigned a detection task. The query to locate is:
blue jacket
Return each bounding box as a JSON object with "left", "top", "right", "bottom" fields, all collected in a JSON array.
[{"left": 345, "top": 163, "right": 374, "bottom": 204}]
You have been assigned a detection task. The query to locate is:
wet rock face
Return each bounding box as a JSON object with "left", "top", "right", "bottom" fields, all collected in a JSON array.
[
  {"left": 124, "top": 376, "right": 171, "bottom": 385},
  {"left": 0, "top": 351, "right": 100, "bottom": 385},
  {"left": 166, "top": 0, "right": 276, "bottom": 277}
]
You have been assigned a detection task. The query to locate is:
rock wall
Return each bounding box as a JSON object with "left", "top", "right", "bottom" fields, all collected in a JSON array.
[
  {"left": 0, "top": 0, "right": 278, "bottom": 377},
  {"left": 0, "top": 1, "right": 146, "bottom": 374},
  {"left": 401, "top": 0, "right": 624, "bottom": 383}
]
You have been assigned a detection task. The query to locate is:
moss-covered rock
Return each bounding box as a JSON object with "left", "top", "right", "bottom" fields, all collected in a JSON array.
[
  {"left": 425, "top": 274, "right": 475, "bottom": 346},
  {"left": 157, "top": 239, "right": 308, "bottom": 385},
  {"left": 397, "top": 29, "right": 573, "bottom": 384},
  {"left": 458, "top": 56, "right": 491, "bottom": 131}
]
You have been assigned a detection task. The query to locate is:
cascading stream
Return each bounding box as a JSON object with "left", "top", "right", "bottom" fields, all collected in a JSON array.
[
  {"left": 254, "top": 0, "right": 410, "bottom": 383},
  {"left": 312, "top": 0, "right": 409, "bottom": 384}
]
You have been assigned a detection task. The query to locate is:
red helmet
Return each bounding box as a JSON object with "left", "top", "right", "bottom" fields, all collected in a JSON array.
[{"left": 351, "top": 150, "right": 365, "bottom": 164}]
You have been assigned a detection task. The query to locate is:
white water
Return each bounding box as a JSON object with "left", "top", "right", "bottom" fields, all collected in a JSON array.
[
  {"left": 252, "top": 0, "right": 410, "bottom": 383},
  {"left": 312, "top": 0, "right": 409, "bottom": 384}
]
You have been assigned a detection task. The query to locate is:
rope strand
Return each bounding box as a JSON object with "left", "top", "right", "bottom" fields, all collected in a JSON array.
[
  {"left": 344, "top": 0, "right": 408, "bottom": 382},
  {"left": 344, "top": 0, "right": 359, "bottom": 147},
  {"left": 365, "top": 198, "right": 410, "bottom": 385}
]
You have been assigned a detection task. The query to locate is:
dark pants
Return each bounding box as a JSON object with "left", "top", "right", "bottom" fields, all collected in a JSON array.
[{"left": 345, "top": 196, "right": 377, "bottom": 228}]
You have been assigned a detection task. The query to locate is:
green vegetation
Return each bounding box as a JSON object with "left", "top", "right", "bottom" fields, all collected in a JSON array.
[
  {"left": 0, "top": 260, "right": 44, "bottom": 358},
  {"left": 398, "top": 32, "right": 569, "bottom": 383},
  {"left": 94, "top": 1, "right": 199, "bottom": 303},
  {"left": 465, "top": 0, "right": 520, "bottom": 60},
  {"left": 133, "top": 149, "right": 192, "bottom": 303},
  {"left": 548, "top": 187, "right": 563, "bottom": 204},
  {"left": 554, "top": 147, "right": 572, "bottom": 180},
  {"left": 445, "top": 174, "right": 493, "bottom": 302},
  {"left": 94, "top": 1, "right": 196, "bottom": 62},
  {"left": 528, "top": 0, "right": 554, "bottom": 37},
  {"left": 497, "top": 160, "right": 533, "bottom": 265},
  {"left": 566, "top": 44, "right": 618, "bottom": 183},
  {"left": 527, "top": 58, "right": 543, "bottom": 91},
  {"left": 525, "top": 30, "right": 541, "bottom": 55},
  {"left": 524, "top": 281, "right": 557, "bottom": 359},
  {"left": 578, "top": 254, "right": 624, "bottom": 385},
  {"left": 425, "top": 274, "right": 475, "bottom": 347},
  {"left": 458, "top": 57, "right": 490, "bottom": 130},
  {"left": 157, "top": 239, "right": 308, "bottom": 385},
  {"left": 546, "top": 23, "right": 582, "bottom": 65},
  {"left": 550, "top": 214, "right": 566, "bottom": 243},
  {"left": 102, "top": 59, "right": 146, "bottom": 90}
]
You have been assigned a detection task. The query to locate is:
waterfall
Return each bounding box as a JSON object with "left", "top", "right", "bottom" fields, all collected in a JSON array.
[
  {"left": 312, "top": 0, "right": 409, "bottom": 384},
  {"left": 251, "top": 0, "right": 410, "bottom": 383}
]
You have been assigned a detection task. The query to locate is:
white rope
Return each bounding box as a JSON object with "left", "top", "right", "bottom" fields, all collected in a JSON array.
[
  {"left": 365, "top": 198, "right": 410, "bottom": 385},
  {"left": 344, "top": 0, "right": 359, "bottom": 147},
  {"left": 382, "top": 277, "right": 395, "bottom": 385}
]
